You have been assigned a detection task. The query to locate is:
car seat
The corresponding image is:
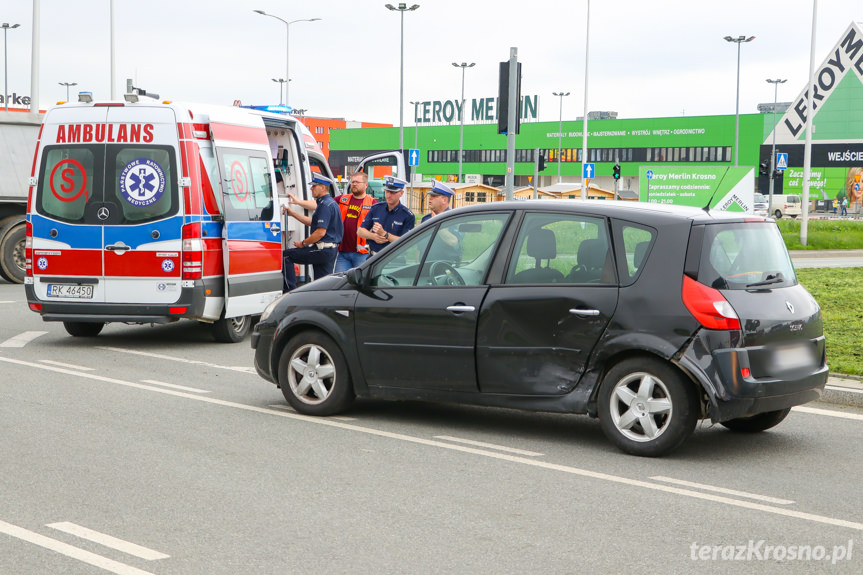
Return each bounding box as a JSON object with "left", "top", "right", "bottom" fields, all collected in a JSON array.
[{"left": 512, "top": 228, "right": 564, "bottom": 283}]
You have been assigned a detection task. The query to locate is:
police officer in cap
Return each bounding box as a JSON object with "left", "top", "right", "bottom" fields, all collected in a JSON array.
[
  {"left": 358, "top": 175, "right": 415, "bottom": 254},
  {"left": 422, "top": 180, "right": 462, "bottom": 263},
  {"left": 281, "top": 173, "right": 344, "bottom": 291}
]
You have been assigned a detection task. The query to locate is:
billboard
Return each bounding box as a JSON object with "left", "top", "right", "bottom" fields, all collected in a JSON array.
[{"left": 639, "top": 166, "right": 755, "bottom": 212}]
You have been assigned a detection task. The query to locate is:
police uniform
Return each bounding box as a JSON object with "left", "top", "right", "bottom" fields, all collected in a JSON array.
[
  {"left": 360, "top": 176, "right": 415, "bottom": 254},
  {"left": 283, "top": 174, "right": 344, "bottom": 291}
]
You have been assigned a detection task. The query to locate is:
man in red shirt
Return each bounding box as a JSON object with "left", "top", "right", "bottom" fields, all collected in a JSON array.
[{"left": 334, "top": 171, "right": 377, "bottom": 272}]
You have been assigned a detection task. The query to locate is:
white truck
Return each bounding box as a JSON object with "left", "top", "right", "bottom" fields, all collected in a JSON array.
[
  {"left": 0, "top": 110, "right": 42, "bottom": 283},
  {"left": 768, "top": 194, "right": 802, "bottom": 219}
]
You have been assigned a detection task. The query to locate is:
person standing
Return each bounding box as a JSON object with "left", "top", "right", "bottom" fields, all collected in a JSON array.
[
  {"left": 421, "top": 180, "right": 462, "bottom": 263},
  {"left": 841, "top": 196, "right": 848, "bottom": 216},
  {"left": 421, "top": 180, "right": 456, "bottom": 223},
  {"left": 281, "top": 174, "right": 343, "bottom": 291},
  {"left": 358, "top": 176, "right": 415, "bottom": 255},
  {"left": 335, "top": 172, "right": 377, "bottom": 272}
]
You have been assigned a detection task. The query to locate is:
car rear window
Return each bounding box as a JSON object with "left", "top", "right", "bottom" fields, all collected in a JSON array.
[{"left": 697, "top": 222, "right": 796, "bottom": 290}]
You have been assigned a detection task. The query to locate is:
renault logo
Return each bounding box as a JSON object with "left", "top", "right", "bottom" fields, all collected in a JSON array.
[
  {"left": 97, "top": 207, "right": 110, "bottom": 221},
  {"left": 785, "top": 301, "right": 795, "bottom": 314}
]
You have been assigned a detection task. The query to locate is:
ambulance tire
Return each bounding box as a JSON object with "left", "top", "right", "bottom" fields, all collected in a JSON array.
[
  {"left": 212, "top": 314, "right": 250, "bottom": 343},
  {"left": 63, "top": 321, "right": 105, "bottom": 338},
  {"left": 0, "top": 218, "right": 26, "bottom": 284}
]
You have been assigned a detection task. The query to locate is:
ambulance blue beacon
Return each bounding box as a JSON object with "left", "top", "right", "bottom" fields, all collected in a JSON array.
[{"left": 24, "top": 92, "right": 336, "bottom": 342}]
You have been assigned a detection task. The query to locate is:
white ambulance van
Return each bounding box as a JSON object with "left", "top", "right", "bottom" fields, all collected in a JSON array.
[{"left": 25, "top": 94, "right": 335, "bottom": 342}]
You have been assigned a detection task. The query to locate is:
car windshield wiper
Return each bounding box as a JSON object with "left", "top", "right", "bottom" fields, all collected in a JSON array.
[{"left": 747, "top": 272, "right": 785, "bottom": 288}]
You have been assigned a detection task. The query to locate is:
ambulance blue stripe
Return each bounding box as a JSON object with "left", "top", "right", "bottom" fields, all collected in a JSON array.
[{"left": 31, "top": 215, "right": 102, "bottom": 249}]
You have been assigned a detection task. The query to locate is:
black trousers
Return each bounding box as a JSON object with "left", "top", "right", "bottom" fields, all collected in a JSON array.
[{"left": 283, "top": 246, "right": 338, "bottom": 292}]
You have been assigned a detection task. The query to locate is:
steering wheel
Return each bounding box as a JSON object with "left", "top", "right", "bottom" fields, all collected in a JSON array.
[{"left": 429, "top": 261, "right": 465, "bottom": 286}]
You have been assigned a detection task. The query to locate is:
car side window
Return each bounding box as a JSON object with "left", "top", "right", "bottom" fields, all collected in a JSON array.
[
  {"left": 416, "top": 213, "right": 509, "bottom": 286},
  {"left": 505, "top": 212, "right": 612, "bottom": 285},
  {"left": 368, "top": 227, "right": 433, "bottom": 287},
  {"left": 620, "top": 224, "right": 656, "bottom": 284}
]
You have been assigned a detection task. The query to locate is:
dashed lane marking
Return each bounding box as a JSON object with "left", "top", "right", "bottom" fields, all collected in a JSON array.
[
  {"left": 650, "top": 476, "right": 794, "bottom": 505},
  {"left": 47, "top": 522, "right": 169, "bottom": 561},
  {"left": 0, "top": 331, "right": 48, "bottom": 348}
]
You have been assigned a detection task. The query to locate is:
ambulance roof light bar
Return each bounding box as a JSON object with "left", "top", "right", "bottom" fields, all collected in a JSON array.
[{"left": 78, "top": 91, "right": 93, "bottom": 103}]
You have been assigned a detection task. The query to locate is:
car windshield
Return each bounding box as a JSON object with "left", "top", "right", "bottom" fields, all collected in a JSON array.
[{"left": 698, "top": 222, "right": 796, "bottom": 290}]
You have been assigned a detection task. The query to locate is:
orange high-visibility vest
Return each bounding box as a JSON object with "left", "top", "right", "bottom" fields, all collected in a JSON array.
[{"left": 337, "top": 194, "right": 376, "bottom": 253}]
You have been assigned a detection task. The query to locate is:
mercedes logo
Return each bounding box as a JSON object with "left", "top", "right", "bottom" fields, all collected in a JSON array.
[
  {"left": 97, "top": 207, "right": 110, "bottom": 221},
  {"left": 785, "top": 300, "right": 795, "bottom": 314}
]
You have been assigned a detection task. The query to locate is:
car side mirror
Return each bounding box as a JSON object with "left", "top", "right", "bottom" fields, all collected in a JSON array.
[{"left": 345, "top": 267, "right": 366, "bottom": 289}]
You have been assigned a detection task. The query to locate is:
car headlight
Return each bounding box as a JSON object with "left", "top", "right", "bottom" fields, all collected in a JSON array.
[{"left": 260, "top": 293, "right": 285, "bottom": 322}]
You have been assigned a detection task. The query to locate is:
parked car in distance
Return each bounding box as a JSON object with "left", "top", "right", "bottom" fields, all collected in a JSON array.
[
  {"left": 753, "top": 193, "right": 769, "bottom": 217},
  {"left": 252, "top": 201, "right": 828, "bottom": 456},
  {"left": 768, "top": 194, "right": 802, "bottom": 219}
]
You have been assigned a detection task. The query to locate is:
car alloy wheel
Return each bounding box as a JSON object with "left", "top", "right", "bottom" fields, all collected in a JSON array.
[{"left": 278, "top": 331, "right": 354, "bottom": 415}]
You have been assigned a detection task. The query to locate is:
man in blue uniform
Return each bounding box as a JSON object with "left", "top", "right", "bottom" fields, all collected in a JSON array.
[
  {"left": 358, "top": 176, "right": 415, "bottom": 255},
  {"left": 281, "top": 174, "right": 344, "bottom": 291},
  {"left": 421, "top": 180, "right": 462, "bottom": 263}
]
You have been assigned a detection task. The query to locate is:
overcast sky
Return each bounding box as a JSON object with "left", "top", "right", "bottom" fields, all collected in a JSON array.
[{"left": 2, "top": 0, "right": 861, "bottom": 124}]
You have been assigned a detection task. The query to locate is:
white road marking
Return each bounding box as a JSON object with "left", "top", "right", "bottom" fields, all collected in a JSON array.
[
  {"left": 140, "top": 379, "right": 210, "bottom": 394},
  {"left": 0, "top": 331, "right": 48, "bottom": 348},
  {"left": 97, "top": 346, "right": 256, "bottom": 374},
  {"left": 0, "top": 519, "right": 156, "bottom": 575},
  {"left": 794, "top": 405, "right": 863, "bottom": 421},
  {"left": 47, "top": 522, "right": 169, "bottom": 561},
  {"left": 4, "top": 354, "right": 863, "bottom": 532},
  {"left": 0, "top": 300, "right": 16, "bottom": 304},
  {"left": 649, "top": 476, "right": 794, "bottom": 505},
  {"left": 825, "top": 384, "right": 863, "bottom": 395},
  {"left": 434, "top": 435, "right": 544, "bottom": 457},
  {"left": 39, "top": 360, "right": 95, "bottom": 371},
  {"left": 268, "top": 404, "right": 355, "bottom": 420}
]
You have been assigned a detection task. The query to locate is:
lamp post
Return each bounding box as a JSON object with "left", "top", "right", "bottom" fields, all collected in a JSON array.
[
  {"left": 59, "top": 82, "right": 77, "bottom": 102},
  {"left": 766, "top": 78, "right": 787, "bottom": 208},
  {"left": 253, "top": 10, "right": 321, "bottom": 109},
  {"left": 2, "top": 22, "right": 20, "bottom": 112},
  {"left": 385, "top": 3, "right": 420, "bottom": 152},
  {"left": 724, "top": 35, "right": 755, "bottom": 167},
  {"left": 272, "top": 78, "right": 287, "bottom": 105},
  {"left": 552, "top": 91, "right": 570, "bottom": 183},
  {"left": 452, "top": 62, "right": 474, "bottom": 183}
]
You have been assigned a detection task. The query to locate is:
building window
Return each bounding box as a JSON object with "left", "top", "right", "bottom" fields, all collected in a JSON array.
[{"left": 465, "top": 192, "right": 476, "bottom": 202}]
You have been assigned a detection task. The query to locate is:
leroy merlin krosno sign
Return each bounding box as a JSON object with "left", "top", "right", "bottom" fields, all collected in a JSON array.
[{"left": 639, "top": 167, "right": 755, "bottom": 212}]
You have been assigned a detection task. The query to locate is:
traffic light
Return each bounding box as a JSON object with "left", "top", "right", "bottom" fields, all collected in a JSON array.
[
  {"left": 497, "top": 60, "right": 522, "bottom": 135},
  {"left": 613, "top": 163, "right": 621, "bottom": 180},
  {"left": 759, "top": 160, "right": 769, "bottom": 176},
  {"left": 537, "top": 153, "right": 547, "bottom": 172},
  {"left": 773, "top": 169, "right": 783, "bottom": 179}
]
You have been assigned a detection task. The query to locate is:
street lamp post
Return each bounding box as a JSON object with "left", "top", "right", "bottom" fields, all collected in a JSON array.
[
  {"left": 2, "top": 22, "right": 21, "bottom": 112},
  {"left": 385, "top": 3, "right": 420, "bottom": 152},
  {"left": 59, "top": 82, "right": 77, "bottom": 102},
  {"left": 766, "top": 78, "right": 787, "bottom": 208},
  {"left": 452, "top": 62, "right": 474, "bottom": 183},
  {"left": 272, "top": 78, "right": 287, "bottom": 105},
  {"left": 724, "top": 35, "right": 755, "bottom": 167},
  {"left": 552, "top": 91, "right": 570, "bottom": 183},
  {"left": 253, "top": 10, "right": 321, "bottom": 109}
]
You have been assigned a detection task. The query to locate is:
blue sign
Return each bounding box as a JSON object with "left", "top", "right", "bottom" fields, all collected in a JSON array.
[
  {"left": 119, "top": 158, "right": 166, "bottom": 207},
  {"left": 646, "top": 170, "right": 654, "bottom": 180},
  {"left": 583, "top": 163, "right": 595, "bottom": 179},
  {"left": 409, "top": 149, "right": 420, "bottom": 167},
  {"left": 776, "top": 153, "right": 788, "bottom": 171}
]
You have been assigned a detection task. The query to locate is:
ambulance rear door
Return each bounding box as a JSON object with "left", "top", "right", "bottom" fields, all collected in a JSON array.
[{"left": 209, "top": 110, "right": 283, "bottom": 319}]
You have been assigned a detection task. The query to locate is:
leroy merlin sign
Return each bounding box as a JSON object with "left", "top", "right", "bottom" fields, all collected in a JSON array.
[{"left": 639, "top": 167, "right": 755, "bottom": 212}]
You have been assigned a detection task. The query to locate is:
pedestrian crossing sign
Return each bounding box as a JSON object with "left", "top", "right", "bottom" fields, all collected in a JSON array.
[{"left": 776, "top": 153, "right": 788, "bottom": 171}]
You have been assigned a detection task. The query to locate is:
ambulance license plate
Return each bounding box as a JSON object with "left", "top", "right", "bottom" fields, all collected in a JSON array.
[{"left": 47, "top": 284, "right": 94, "bottom": 299}]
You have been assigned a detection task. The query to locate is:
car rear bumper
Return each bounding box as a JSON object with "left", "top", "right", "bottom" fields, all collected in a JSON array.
[{"left": 678, "top": 333, "right": 829, "bottom": 422}]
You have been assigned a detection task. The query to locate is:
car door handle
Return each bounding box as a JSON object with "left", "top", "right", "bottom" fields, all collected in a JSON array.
[
  {"left": 446, "top": 305, "right": 475, "bottom": 313},
  {"left": 271, "top": 224, "right": 281, "bottom": 233},
  {"left": 569, "top": 308, "right": 600, "bottom": 316},
  {"left": 105, "top": 243, "right": 131, "bottom": 253}
]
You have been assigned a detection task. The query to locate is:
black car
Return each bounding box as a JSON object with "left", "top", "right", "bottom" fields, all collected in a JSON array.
[{"left": 252, "top": 201, "right": 827, "bottom": 456}]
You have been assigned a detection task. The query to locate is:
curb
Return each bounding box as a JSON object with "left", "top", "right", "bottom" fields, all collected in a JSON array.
[{"left": 820, "top": 374, "right": 863, "bottom": 408}]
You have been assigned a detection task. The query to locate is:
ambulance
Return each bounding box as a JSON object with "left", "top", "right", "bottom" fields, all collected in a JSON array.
[{"left": 24, "top": 93, "right": 336, "bottom": 342}]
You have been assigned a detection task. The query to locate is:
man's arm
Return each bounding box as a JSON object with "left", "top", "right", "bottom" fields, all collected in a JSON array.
[
  {"left": 287, "top": 193, "right": 317, "bottom": 211},
  {"left": 283, "top": 205, "right": 312, "bottom": 227},
  {"left": 294, "top": 227, "right": 326, "bottom": 249}
]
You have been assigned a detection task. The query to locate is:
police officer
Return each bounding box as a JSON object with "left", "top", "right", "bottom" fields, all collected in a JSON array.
[
  {"left": 421, "top": 180, "right": 462, "bottom": 263},
  {"left": 358, "top": 176, "right": 415, "bottom": 255},
  {"left": 282, "top": 174, "right": 344, "bottom": 291}
]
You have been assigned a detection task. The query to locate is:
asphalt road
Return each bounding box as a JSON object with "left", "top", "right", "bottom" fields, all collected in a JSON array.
[{"left": 2, "top": 282, "right": 863, "bottom": 574}]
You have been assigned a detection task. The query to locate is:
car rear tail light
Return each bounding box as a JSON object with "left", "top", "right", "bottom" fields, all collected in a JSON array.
[
  {"left": 182, "top": 222, "right": 203, "bottom": 280},
  {"left": 25, "top": 221, "right": 33, "bottom": 276},
  {"left": 681, "top": 275, "right": 741, "bottom": 330}
]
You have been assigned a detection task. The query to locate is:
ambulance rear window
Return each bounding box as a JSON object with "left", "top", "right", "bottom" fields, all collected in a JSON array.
[
  {"left": 38, "top": 147, "right": 96, "bottom": 223},
  {"left": 110, "top": 146, "right": 177, "bottom": 223}
]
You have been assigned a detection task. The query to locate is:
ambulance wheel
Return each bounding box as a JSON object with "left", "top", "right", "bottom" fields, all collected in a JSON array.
[
  {"left": 212, "top": 314, "right": 250, "bottom": 343},
  {"left": 0, "top": 218, "right": 26, "bottom": 284},
  {"left": 278, "top": 331, "right": 354, "bottom": 416},
  {"left": 63, "top": 321, "right": 104, "bottom": 338}
]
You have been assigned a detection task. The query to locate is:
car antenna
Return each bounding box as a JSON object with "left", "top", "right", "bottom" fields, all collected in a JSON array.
[{"left": 702, "top": 167, "right": 732, "bottom": 213}]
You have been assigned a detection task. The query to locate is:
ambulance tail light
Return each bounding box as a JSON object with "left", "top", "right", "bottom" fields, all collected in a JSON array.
[
  {"left": 25, "top": 221, "right": 33, "bottom": 277},
  {"left": 182, "top": 222, "right": 203, "bottom": 280}
]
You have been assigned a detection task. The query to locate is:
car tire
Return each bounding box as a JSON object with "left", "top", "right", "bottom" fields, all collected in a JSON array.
[
  {"left": 597, "top": 358, "right": 699, "bottom": 457},
  {"left": 774, "top": 209, "right": 783, "bottom": 219},
  {"left": 63, "top": 321, "right": 104, "bottom": 337},
  {"left": 212, "top": 314, "right": 250, "bottom": 343},
  {"left": 278, "top": 331, "right": 354, "bottom": 416},
  {"left": 719, "top": 408, "right": 791, "bottom": 433}
]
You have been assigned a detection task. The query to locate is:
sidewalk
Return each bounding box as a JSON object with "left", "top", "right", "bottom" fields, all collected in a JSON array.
[
  {"left": 788, "top": 248, "right": 863, "bottom": 259},
  {"left": 822, "top": 374, "right": 863, "bottom": 408}
]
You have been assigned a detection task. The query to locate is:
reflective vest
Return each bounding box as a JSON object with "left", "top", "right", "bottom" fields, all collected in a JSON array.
[{"left": 337, "top": 194, "right": 376, "bottom": 253}]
